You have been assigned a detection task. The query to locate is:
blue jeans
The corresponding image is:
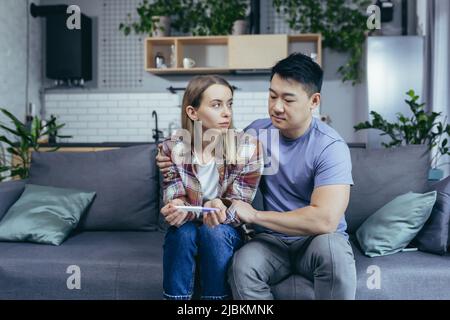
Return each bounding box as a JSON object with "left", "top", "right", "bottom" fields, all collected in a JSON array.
[{"left": 163, "top": 222, "right": 243, "bottom": 300}]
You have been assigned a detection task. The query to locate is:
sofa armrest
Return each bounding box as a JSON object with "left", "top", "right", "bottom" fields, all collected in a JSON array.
[{"left": 0, "top": 179, "right": 27, "bottom": 220}]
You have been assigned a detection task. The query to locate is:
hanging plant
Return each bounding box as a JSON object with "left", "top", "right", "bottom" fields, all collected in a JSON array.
[{"left": 273, "top": 0, "right": 372, "bottom": 85}]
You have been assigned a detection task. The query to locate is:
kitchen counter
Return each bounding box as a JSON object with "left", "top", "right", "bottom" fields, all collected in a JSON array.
[
  {"left": 39, "top": 142, "right": 366, "bottom": 148},
  {"left": 39, "top": 142, "right": 157, "bottom": 148}
]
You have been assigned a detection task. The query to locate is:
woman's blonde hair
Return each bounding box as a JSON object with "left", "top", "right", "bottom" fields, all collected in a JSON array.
[{"left": 180, "top": 75, "right": 237, "bottom": 164}]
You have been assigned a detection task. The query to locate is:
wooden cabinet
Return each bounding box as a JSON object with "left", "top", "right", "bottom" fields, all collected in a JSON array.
[
  {"left": 228, "top": 34, "right": 288, "bottom": 69},
  {"left": 145, "top": 34, "right": 322, "bottom": 74}
]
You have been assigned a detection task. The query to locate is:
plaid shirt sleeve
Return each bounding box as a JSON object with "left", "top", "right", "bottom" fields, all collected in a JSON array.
[
  {"left": 160, "top": 141, "right": 195, "bottom": 222},
  {"left": 221, "top": 135, "right": 264, "bottom": 225}
]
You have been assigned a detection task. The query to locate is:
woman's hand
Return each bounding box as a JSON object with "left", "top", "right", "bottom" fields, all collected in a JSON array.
[
  {"left": 203, "top": 198, "right": 227, "bottom": 228},
  {"left": 161, "top": 198, "right": 189, "bottom": 228},
  {"left": 156, "top": 143, "right": 173, "bottom": 178}
]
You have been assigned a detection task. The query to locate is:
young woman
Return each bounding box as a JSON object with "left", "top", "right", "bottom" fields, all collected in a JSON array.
[{"left": 159, "top": 75, "right": 263, "bottom": 300}]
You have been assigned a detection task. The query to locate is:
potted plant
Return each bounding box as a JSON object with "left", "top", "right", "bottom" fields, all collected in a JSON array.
[
  {"left": 231, "top": 0, "right": 249, "bottom": 35},
  {"left": 46, "top": 114, "right": 67, "bottom": 145},
  {"left": 272, "top": 0, "right": 372, "bottom": 85},
  {"left": 174, "top": 0, "right": 250, "bottom": 36},
  {"left": 0, "top": 108, "right": 72, "bottom": 181},
  {"left": 119, "top": 0, "right": 181, "bottom": 37},
  {"left": 354, "top": 90, "right": 450, "bottom": 181}
]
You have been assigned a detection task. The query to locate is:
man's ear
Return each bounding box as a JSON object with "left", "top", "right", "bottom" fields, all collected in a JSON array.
[
  {"left": 185, "top": 105, "right": 198, "bottom": 121},
  {"left": 309, "top": 93, "right": 321, "bottom": 111}
]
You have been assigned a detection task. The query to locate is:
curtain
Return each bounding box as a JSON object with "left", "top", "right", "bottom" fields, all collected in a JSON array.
[{"left": 424, "top": 0, "right": 450, "bottom": 176}]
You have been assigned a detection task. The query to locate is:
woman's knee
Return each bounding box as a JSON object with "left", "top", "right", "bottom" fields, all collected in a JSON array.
[
  {"left": 198, "top": 224, "right": 241, "bottom": 246},
  {"left": 164, "top": 222, "right": 198, "bottom": 247}
]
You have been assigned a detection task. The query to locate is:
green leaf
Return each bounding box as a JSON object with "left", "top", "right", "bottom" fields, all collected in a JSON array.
[
  {"left": 6, "top": 147, "right": 21, "bottom": 157},
  {"left": 0, "top": 124, "right": 22, "bottom": 137},
  {"left": 406, "top": 89, "right": 415, "bottom": 98},
  {"left": 0, "top": 108, "right": 24, "bottom": 127},
  {"left": 0, "top": 135, "right": 17, "bottom": 148},
  {"left": 0, "top": 166, "right": 9, "bottom": 173}
]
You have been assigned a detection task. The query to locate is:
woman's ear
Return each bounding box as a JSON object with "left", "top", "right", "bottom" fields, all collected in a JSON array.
[{"left": 185, "top": 105, "right": 198, "bottom": 121}]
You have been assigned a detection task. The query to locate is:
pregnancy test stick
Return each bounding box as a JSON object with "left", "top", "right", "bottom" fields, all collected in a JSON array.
[{"left": 174, "top": 206, "right": 220, "bottom": 213}]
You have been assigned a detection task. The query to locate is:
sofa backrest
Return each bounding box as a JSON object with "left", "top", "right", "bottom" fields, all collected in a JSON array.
[
  {"left": 345, "top": 145, "right": 430, "bottom": 233},
  {"left": 251, "top": 145, "right": 430, "bottom": 234},
  {"left": 28, "top": 144, "right": 160, "bottom": 231},
  {"left": 13, "top": 143, "right": 429, "bottom": 234}
]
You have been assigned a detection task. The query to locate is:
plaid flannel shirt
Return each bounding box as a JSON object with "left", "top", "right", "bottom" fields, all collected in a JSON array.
[{"left": 161, "top": 131, "right": 264, "bottom": 225}]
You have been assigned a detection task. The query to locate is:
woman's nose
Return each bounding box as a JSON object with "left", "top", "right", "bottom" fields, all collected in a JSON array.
[{"left": 222, "top": 107, "right": 232, "bottom": 117}]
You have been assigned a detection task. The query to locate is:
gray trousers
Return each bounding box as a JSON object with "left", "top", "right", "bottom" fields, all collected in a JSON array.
[{"left": 228, "top": 232, "right": 356, "bottom": 300}]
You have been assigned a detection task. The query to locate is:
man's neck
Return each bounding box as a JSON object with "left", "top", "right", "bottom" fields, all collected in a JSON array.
[{"left": 280, "top": 116, "right": 313, "bottom": 140}]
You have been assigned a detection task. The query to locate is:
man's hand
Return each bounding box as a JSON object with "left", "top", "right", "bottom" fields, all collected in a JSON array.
[
  {"left": 203, "top": 199, "right": 227, "bottom": 227},
  {"left": 161, "top": 198, "right": 189, "bottom": 227},
  {"left": 156, "top": 143, "right": 173, "bottom": 178},
  {"left": 236, "top": 185, "right": 350, "bottom": 236},
  {"left": 232, "top": 200, "right": 258, "bottom": 224}
]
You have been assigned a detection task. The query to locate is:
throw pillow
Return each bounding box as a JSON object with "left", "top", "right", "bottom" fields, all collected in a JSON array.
[
  {"left": 346, "top": 145, "right": 430, "bottom": 233},
  {"left": 356, "top": 191, "right": 437, "bottom": 257},
  {"left": 412, "top": 176, "right": 450, "bottom": 254},
  {"left": 0, "top": 180, "right": 26, "bottom": 221},
  {"left": 0, "top": 184, "right": 95, "bottom": 245}
]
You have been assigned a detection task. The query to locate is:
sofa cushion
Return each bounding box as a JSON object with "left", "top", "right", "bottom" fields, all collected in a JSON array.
[
  {"left": 272, "top": 240, "right": 450, "bottom": 300},
  {"left": 355, "top": 191, "right": 436, "bottom": 257},
  {"left": 0, "top": 184, "right": 96, "bottom": 245},
  {"left": 0, "top": 179, "right": 26, "bottom": 221},
  {"left": 412, "top": 175, "right": 450, "bottom": 255},
  {"left": 28, "top": 145, "right": 160, "bottom": 231},
  {"left": 346, "top": 145, "right": 430, "bottom": 233},
  {"left": 0, "top": 231, "right": 164, "bottom": 299},
  {"left": 351, "top": 240, "right": 450, "bottom": 300}
]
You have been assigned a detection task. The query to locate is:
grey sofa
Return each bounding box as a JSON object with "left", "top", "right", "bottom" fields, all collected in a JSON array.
[{"left": 0, "top": 144, "right": 449, "bottom": 299}]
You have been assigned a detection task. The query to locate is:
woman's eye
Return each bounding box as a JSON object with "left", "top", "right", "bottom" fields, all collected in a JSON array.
[
  {"left": 270, "top": 96, "right": 276, "bottom": 99},
  {"left": 227, "top": 103, "right": 233, "bottom": 108},
  {"left": 285, "top": 100, "right": 295, "bottom": 103},
  {"left": 212, "top": 103, "right": 221, "bottom": 108}
]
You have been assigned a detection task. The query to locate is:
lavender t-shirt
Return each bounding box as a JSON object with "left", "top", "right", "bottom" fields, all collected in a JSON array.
[{"left": 245, "top": 117, "right": 353, "bottom": 240}]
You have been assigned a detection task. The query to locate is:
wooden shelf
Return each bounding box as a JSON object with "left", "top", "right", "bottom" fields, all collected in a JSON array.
[
  {"left": 147, "top": 68, "right": 234, "bottom": 74},
  {"left": 145, "top": 34, "right": 322, "bottom": 74}
]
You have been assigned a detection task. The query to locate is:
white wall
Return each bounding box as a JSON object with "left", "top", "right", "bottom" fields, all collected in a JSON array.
[
  {"left": 0, "top": 0, "right": 42, "bottom": 176},
  {"left": 45, "top": 92, "right": 270, "bottom": 143},
  {"left": 0, "top": 0, "right": 42, "bottom": 122}
]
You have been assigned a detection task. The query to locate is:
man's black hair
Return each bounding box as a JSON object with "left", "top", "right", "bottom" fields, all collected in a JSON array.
[{"left": 270, "top": 52, "right": 323, "bottom": 97}]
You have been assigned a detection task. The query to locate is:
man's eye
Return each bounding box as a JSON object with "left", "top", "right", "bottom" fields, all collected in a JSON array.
[
  {"left": 285, "top": 100, "right": 295, "bottom": 103},
  {"left": 212, "top": 103, "right": 221, "bottom": 108},
  {"left": 227, "top": 103, "right": 233, "bottom": 108},
  {"left": 270, "top": 96, "right": 276, "bottom": 99}
]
